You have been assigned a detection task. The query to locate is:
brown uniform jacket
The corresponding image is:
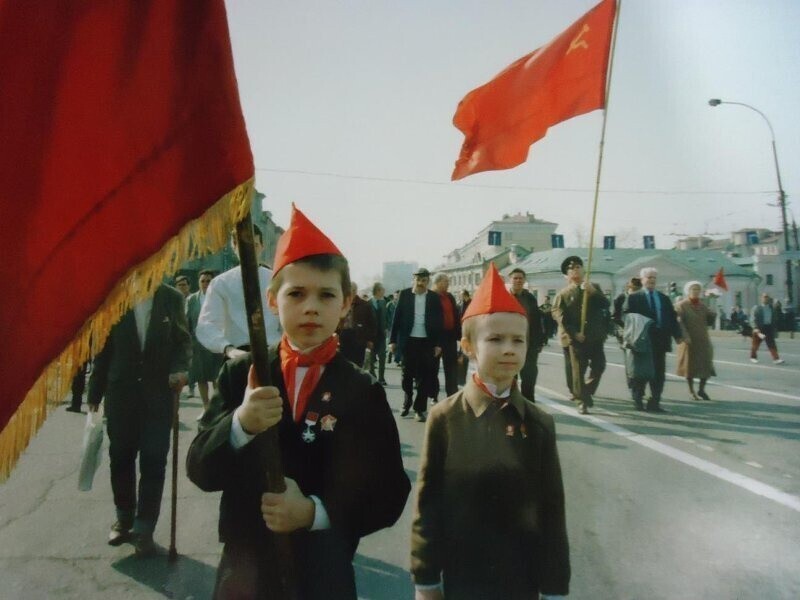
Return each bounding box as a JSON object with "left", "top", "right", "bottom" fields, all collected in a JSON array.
[
  {"left": 552, "top": 281, "right": 609, "bottom": 347},
  {"left": 411, "top": 380, "right": 570, "bottom": 598}
]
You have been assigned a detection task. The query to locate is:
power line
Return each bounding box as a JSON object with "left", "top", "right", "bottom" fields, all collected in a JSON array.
[{"left": 254, "top": 167, "right": 778, "bottom": 196}]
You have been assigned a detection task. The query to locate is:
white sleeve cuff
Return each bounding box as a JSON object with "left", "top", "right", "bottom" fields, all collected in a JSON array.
[
  {"left": 309, "top": 495, "right": 330, "bottom": 531},
  {"left": 415, "top": 582, "right": 443, "bottom": 591},
  {"left": 229, "top": 407, "right": 256, "bottom": 449}
]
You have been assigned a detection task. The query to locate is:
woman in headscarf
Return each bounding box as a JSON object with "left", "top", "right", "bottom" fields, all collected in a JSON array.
[{"left": 675, "top": 281, "right": 716, "bottom": 400}]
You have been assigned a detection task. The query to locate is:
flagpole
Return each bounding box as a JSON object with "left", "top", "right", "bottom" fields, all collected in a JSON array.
[
  {"left": 235, "top": 210, "right": 297, "bottom": 599},
  {"left": 580, "top": 0, "right": 623, "bottom": 334}
]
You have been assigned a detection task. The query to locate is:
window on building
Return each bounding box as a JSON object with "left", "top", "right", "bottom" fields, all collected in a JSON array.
[{"left": 766, "top": 274, "right": 774, "bottom": 285}]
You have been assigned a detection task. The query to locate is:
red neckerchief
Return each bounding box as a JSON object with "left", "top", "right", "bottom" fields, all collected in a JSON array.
[
  {"left": 689, "top": 298, "right": 701, "bottom": 306},
  {"left": 279, "top": 333, "right": 339, "bottom": 423},
  {"left": 472, "top": 373, "right": 514, "bottom": 403}
]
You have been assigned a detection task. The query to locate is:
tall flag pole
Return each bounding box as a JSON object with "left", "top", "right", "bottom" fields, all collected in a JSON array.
[{"left": 580, "top": 0, "right": 623, "bottom": 334}]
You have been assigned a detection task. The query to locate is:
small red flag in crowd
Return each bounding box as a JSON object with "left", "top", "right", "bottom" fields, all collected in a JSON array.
[
  {"left": 713, "top": 268, "right": 729, "bottom": 292},
  {"left": 451, "top": 0, "right": 617, "bottom": 180},
  {"left": 0, "top": 1, "right": 253, "bottom": 479}
]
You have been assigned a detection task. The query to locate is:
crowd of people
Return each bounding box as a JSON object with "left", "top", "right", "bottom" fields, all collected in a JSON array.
[{"left": 72, "top": 209, "right": 792, "bottom": 597}]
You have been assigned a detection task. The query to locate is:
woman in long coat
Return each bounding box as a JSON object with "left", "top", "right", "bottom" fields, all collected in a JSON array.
[{"left": 675, "top": 281, "right": 716, "bottom": 400}]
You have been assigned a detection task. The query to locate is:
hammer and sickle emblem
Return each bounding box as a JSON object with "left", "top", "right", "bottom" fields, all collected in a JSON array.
[{"left": 567, "top": 23, "right": 590, "bottom": 54}]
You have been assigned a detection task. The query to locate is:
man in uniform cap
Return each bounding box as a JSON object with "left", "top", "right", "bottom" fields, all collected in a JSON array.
[{"left": 551, "top": 255, "right": 610, "bottom": 414}]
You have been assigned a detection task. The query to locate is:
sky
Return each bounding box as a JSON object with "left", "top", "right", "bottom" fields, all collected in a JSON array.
[{"left": 224, "top": 0, "right": 800, "bottom": 286}]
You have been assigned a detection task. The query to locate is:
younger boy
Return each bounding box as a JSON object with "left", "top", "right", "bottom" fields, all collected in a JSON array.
[
  {"left": 411, "top": 263, "right": 570, "bottom": 600},
  {"left": 187, "top": 206, "right": 410, "bottom": 599}
]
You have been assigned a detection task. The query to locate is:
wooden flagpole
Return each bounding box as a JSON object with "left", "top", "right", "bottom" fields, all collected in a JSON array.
[
  {"left": 235, "top": 208, "right": 297, "bottom": 598},
  {"left": 580, "top": 0, "right": 623, "bottom": 334}
]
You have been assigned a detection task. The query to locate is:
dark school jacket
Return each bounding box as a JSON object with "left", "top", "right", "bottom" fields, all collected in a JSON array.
[
  {"left": 411, "top": 381, "right": 570, "bottom": 598},
  {"left": 186, "top": 350, "right": 410, "bottom": 597}
]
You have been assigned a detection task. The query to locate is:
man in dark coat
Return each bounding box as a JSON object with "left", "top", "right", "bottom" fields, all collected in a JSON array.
[
  {"left": 369, "top": 282, "right": 389, "bottom": 385},
  {"left": 338, "top": 282, "right": 377, "bottom": 368},
  {"left": 389, "top": 268, "right": 443, "bottom": 421},
  {"left": 750, "top": 293, "right": 785, "bottom": 364},
  {"left": 431, "top": 272, "right": 461, "bottom": 400},
  {"left": 508, "top": 268, "right": 545, "bottom": 401},
  {"left": 88, "top": 284, "right": 191, "bottom": 555},
  {"left": 623, "top": 267, "right": 683, "bottom": 412}
]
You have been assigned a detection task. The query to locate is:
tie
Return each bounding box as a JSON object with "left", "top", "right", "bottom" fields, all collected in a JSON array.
[
  {"left": 279, "top": 334, "right": 339, "bottom": 422},
  {"left": 649, "top": 291, "right": 660, "bottom": 326}
]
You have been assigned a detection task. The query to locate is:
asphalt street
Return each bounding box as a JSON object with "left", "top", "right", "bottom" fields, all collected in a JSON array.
[{"left": 1, "top": 332, "right": 798, "bottom": 599}]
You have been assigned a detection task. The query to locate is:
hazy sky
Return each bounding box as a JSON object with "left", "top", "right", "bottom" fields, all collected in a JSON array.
[{"left": 224, "top": 0, "right": 800, "bottom": 286}]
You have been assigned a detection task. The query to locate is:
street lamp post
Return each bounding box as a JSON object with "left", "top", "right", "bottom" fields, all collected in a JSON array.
[{"left": 708, "top": 98, "right": 793, "bottom": 305}]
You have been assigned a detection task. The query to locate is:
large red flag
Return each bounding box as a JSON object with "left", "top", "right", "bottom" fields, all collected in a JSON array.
[
  {"left": 0, "top": 1, "right": 253, "bottom": 479},
  {"left": 452, "top": 0, "right": 617, "bottom": 180},
  {"left": 713, "top": 268, "right": 729, "bottom": 292}
]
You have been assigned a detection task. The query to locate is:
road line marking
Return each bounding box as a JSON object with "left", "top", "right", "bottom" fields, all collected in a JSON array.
[
  {"left": 746, "top": 461, "right": 763, "bottom": 469},
  {"left": 697, "top": 444, "right": 714, "bottom": 452},
  {"left": 536, "top": 385, "right": 800, "bottom": 514},
  {"left": 540, "top": 351, "right": 800, "bottom": 401}
]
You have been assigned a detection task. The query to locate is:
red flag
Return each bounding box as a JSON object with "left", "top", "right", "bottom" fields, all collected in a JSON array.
[
  {"left": 452, "top": 0, "right": 617, "bottom": 180},
  {"left": 714, "top": 268, "right": 729, "bottom": 292},
  {"left": 0, "top": 1, "right": 253, "bottom": 479}
]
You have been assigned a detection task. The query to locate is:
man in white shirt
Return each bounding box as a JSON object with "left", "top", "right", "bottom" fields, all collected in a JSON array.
[{"left": 196, "top": 225, "right": 281, "bottom": 360}]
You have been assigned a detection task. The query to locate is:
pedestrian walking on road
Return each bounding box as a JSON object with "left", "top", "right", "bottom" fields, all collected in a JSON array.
[
  {"left": 186, "top": 269, "right": 223, "bottom": 420},
  {"left": 508, "top": 267, "right": 546, "bottom": 402},
  {"left": 623, "top": 267, "right": 683, "bottom": 413},
  {"left": 551, "top": 256, "right": 609, "bottom": 415},
  {"left": 675, "top": 281, "right": 717, "bottom": 400},
  {"left": 87, "top": 284, "right": 191, "bottom": 557},
  {"left": 411, "top": 263, "right": 570, "bottom": 600},
  {"left": 389, "top": 268, "right": 444, "bottom": 422},
  {"left": 750, "top": 293, "right": 785, "bottom": 364}
]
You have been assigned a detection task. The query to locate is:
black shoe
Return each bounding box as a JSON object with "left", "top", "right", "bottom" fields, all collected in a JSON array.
[
  {"left": 400, "top": 407, "right": 410, "bottom": 417},
  {"left": 646, "top": 403, "right": 666, "bottom": 413},
  {"left": 585, "top": 395, "right": 594, "bottom": 408},
  {"left": 108, "top": 521, "right": 132, "bottom": 546},
  {"left": 633, "top": 397, "right": 644, "bottom": 411},
  {"left": 697, "top": 391, "right": 710, "bottom": 401},
  {"left": 65, "top": 405, "right": 82, "bottom": 413},
  {"left": 415, "top": 412, "right": 427, "bottom": 423},
  {"left": 133, "top": 533, "right": 157, "bottom": 558},
  {"left": 577, "top": 402, "right": 589, "bottom": 415}
]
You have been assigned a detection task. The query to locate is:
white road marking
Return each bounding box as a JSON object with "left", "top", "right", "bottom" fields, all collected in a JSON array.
[
  {"left": 536, "top": 385, "right": 800, "bottom": 514},
  {"left": 603, "top": 344, "right": 796, "bottom": 372},
  {"left": 541, "top": 351, "right": 800, "bottom": 401},
  {"left": 746, "top": 461, "right": 763, "bottom": 469},
  {"left": 697, "top": 444, "right": 714, "bottom": 452}
]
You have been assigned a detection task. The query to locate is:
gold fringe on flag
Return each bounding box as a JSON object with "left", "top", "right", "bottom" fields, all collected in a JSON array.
[{"left": 0, "top": 178, "right": 254, "bottom": 482}]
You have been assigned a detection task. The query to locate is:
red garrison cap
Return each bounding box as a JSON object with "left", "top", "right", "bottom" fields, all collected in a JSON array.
[
  {"left": 272, "top": 204, "right": 343, "bottom": 275},
  {"left": 461, "top": 263, "right": 527, "bottom": 321}
]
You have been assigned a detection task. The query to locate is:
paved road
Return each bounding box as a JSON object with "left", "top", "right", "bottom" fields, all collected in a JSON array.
[{"left": 1, "top": 333, "right": 798, "bottom": 598}]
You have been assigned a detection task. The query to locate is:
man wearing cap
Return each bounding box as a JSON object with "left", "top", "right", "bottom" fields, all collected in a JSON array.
[
  {"left": 507, "top": 268, "right": 545, "bottom": 401},
  {"left": 389, "top": 268, "right": 444, "bottom": 421},
  {"left": 551, "top": 255, "right": 610, "bottom": 415},
  {"left": 623, "top": 267, "right": 683, "bottom": 412}
]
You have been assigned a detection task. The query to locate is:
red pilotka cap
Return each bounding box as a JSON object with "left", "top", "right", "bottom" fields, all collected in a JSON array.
[
  {"left": 461, "top": 263, "right": 527, "bottom": 322},
  {"left": 272, "top": 204, "right": 344, "bottom": 275}
]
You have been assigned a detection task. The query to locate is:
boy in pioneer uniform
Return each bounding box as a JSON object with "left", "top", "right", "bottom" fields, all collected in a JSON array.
[{"left": 188, "top": 206, "right": 410, "bottom": 599}]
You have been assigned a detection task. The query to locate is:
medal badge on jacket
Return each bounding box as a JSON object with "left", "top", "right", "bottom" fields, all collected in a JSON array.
[{"left": 302, "top": 411, "right": 319, "bottom": 443}]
